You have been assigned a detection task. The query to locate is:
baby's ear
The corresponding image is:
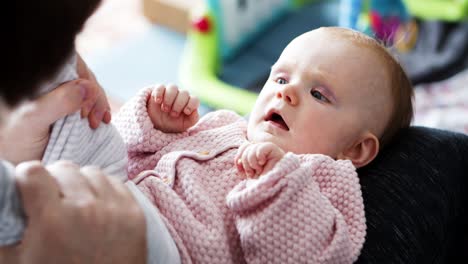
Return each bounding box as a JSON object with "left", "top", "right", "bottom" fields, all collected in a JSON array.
[{"left": 337, "top": 132, "right": 379, "bottom": 168}]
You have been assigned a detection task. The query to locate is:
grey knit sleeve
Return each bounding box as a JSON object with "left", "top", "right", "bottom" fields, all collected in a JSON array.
[
  {"left": 42, "top": 112, "right": 128, "bottom": 181},
  {"left": 0, "top": 54, "right": 79, "bottom": 247},
  {"left": 36, "top": 52, "right": 127, "bottom": 179},
  {"left": 0, "top": 112, "right": 127, "bottom": 248},
  {"left": 0, "top": 111, "right": 128, "bottom": 246},
  {"left": 0, "top": 161, "right": 24, "bottom": 246}
]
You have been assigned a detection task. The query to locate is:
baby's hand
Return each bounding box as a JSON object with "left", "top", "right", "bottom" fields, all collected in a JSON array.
[
  {"left": 235, "top": 142, "right": 285, "bottom": 179},
  {"left": 147, "top": 84, "right": 200, "bottom": 133}
]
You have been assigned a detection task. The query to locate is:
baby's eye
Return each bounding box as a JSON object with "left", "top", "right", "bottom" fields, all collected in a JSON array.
[
  {"left": 276, "top": 78, "right": 287, "bottom": 85},
  {"left": 310, "top": 90, "right": 329, "bottom": 103}
]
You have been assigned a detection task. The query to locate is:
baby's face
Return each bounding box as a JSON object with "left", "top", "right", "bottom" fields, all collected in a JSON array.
[{"left": 247, "top": 28, "right": 392, "bottom": 158}]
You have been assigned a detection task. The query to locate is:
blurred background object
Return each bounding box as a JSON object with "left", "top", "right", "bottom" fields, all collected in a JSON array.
[
  {"left": 76, "top": 0, "right": 150, "bottom": 59},
  {"left": 76, "top": 0, "right": 151, "bottom": 111},
  {"left": 77, "top": 0, "right": 468, "bottom": 134},
  {"left": 142, "top": 0, "right": 202, "bottom": 33},
  {"left": 75, "top": 0, "right": 189, "bottom": 111},
  {"left": 180, "top": 0, "right": 340, "bottom": 115}
]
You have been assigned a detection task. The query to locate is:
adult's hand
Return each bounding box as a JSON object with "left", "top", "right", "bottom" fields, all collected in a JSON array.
[
  {"left": 0, "top": 161, "right": 146, "bottom": 264},
  {"left": 76, "top": 53, "right": 112, "bottom": 129},
  {"left": 0, "top": 75, "right": 110, "bottom": 165}
]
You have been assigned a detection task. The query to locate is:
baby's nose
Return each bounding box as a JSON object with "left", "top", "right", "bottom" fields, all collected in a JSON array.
[{"left": 276, "top": 85, "right": 298, "bottom": 106}]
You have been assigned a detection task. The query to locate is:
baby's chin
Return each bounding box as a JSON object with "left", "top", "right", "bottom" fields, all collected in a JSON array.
[
  {"left": 247, "top": 133, "right": 289, "bottom": 151},
  {"left": 248, "top": 133, "right": 338, "bottom": 156},
  {"left": 247, "top": 130, "right": 275, "bottom": 143}
]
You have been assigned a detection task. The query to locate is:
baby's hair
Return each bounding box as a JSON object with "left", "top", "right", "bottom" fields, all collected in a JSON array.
[{"left": 324, "top": 27, "right": 414, "bottom": 148}]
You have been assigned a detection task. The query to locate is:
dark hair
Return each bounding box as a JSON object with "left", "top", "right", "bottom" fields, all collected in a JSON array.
[{"left": 1, "top": 0, "right": 101, "bottom": 106}]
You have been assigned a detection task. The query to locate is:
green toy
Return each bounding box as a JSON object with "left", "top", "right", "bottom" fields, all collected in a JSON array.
[
  {"left": 180, "top": 10, "right": 257, "bottom": 115},
  {"left": 180, "top": 0, "right": 319, "bottom": 115},
  {"left": 403, "top": 0, "right": 468, "bottom": 21}
]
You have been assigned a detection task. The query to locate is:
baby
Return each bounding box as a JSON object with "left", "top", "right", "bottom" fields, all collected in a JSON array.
[
  {"left": 112, "top": 26, "right": 413, "bottom": 263},
  {"left": 0, "top": 26, "right": 413, "bottom": 263}
]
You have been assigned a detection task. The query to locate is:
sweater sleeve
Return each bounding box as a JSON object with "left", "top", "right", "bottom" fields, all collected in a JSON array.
[
  {"left": 226, "top": 153, "right": 366, "bottom": 264},
  {"left": 0, "top": 160, "right": 24, "bottom": 246},
  {"left": 42, "top": 112, "right": 128, "bottom": 181},
  {"left": 40, "top": 53, "right": 128, "bottom": 181},
  {"left": 113, "top": 87, "right": 246, "bottom": 179},
  {"left": 112, "top": 87, "right": 188, "bottom": 179}
]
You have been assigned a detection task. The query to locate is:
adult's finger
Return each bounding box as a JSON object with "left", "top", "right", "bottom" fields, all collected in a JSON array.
[
  {"left": 77, "top": 54, "right": 101, "bottom": 119},
  {"left": 15, "top": 161, "right": 61, "bottom": 216},
  {"left": 80, "top": 82, "right": 100, "bottom": 119},
  {"left": 32, "top": 79, "right": 91, "bottom": 126},
  {"left": 87, "top": 94, "right": 110, "bottom": 129},
  {"left": 80, "top": 166, "right": 114, "bottom": 198},
  {"left": 79, "top": 65, "right": 112, "bottom": 128},
  {"left": 0, "top": 244, "right": 17, "bottom": 263},
  {"left": 107, "top": 176, "right": 131, "bottom": 199},
  {"left": 76, "top": 53, "right": 91, "bottom": 80},
  {"left": 46, "top": 161, "right": 94, "bottom": 201}
]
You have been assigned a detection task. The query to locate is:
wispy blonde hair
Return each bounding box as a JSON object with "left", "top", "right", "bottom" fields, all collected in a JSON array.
[{"left": 325, "top": 27, "right": 414, "bottom": 148}]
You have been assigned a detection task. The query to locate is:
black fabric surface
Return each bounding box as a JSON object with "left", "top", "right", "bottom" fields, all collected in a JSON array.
[
  {"left": 396, "top": 20, "right": 468, "bottom": 85},
  {"left": 356, "top": 127, "right": 468, "bottom": 263}
]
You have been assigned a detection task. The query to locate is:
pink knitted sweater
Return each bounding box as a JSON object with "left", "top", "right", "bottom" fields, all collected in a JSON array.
[{"left": 113, "top": 88, "right": 366, "bottom": 264}]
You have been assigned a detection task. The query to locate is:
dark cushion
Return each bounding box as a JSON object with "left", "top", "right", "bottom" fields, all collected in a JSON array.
[{"left": 356, "top": 126, "right": 468, "bottom": 263}]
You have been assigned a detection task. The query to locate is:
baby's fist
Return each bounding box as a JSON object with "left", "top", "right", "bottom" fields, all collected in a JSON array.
[
  {"left": 147, "top": 84, "right": 200, "bottom": 133},
  {"left": 235, "top": 142, "right": 285, "bottom": 179}
]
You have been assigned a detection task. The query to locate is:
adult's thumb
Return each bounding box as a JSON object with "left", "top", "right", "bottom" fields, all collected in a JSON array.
[{"left": 15, "top": 161, "right": 61, "bottom": 217}]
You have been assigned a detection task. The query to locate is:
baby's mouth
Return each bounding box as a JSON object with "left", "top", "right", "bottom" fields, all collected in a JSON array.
[{"left": 265, "top": 112, "right": 289, "bottom": 131}]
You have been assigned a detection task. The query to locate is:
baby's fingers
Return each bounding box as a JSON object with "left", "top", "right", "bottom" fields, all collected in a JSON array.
[
  {"left": 184, "top": 96, "right": 200, "bottom": 116},
  {"left": 235, "top": 143, "right": 249, "bottom": 174},
  {"left": 256, "top": 144, "right": 272, "bottom": 166},
  {"left": 152, "top": 84, "right": 166, "bottom": 105},
  {"left": 161, "top": 84, "right": 179, "bottom": 113},
  {"left": 240, "top": 147, "right": 258, "bottom": 178},
  {"left": 170, "top": 90, "right": 189, "bottom": 117},
  {"left": 247, "top": 147, "right": 263, "bottom": 176}
]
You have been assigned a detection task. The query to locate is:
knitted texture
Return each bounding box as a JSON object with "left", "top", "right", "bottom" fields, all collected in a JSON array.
[
  {"left": 0, "top": 112, "right": 128, "bottom": 247},
  {"left": 0, "top": 56, "right": 127, "bottom": 247},
  {"left": 114, "top": 87, "right": 367, "bottom": 264},
  {"left": 0, "top": 161, "right": 24, "bottom": 246},
  {"left": 38, "top": 53, "right": 128, "bottom": 180},
  {"left": 42, "top": 112, "right": 128, "bottom": 180}
]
